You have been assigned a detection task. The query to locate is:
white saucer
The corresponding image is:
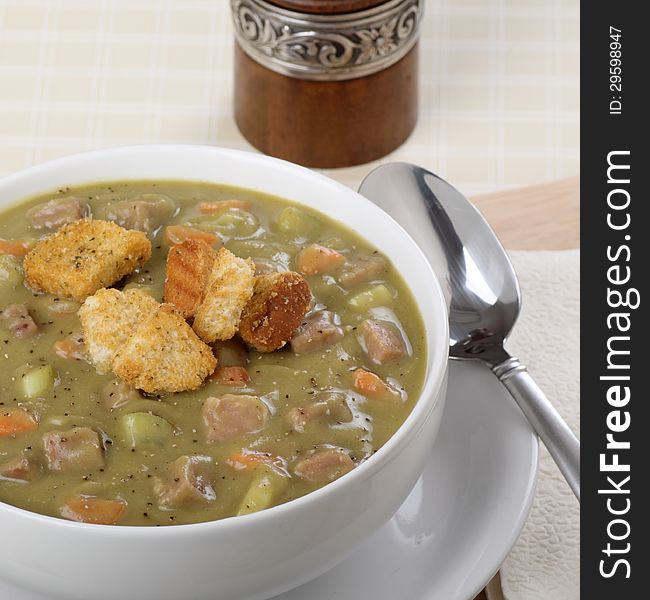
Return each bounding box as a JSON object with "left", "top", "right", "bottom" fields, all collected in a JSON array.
[{"left": 0, "top": 360, "right": 537, "bottom": 600}]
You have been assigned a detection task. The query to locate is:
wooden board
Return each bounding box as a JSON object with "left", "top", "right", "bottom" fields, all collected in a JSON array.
[
  {"left": 471, "top": 177, "right": 579, "bottom": 250},
  {"left": 470, "top": 178, "right": 579, "bottom": 600}
]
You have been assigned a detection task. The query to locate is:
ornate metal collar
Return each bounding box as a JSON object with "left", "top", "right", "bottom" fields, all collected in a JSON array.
[{"left": 231, "top": 0, "right": 423, "bottom": 81}]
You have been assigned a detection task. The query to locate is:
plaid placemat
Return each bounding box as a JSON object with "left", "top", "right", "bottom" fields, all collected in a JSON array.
[{"left": 0, "top": 0, "right": 579, "bottom": 194}]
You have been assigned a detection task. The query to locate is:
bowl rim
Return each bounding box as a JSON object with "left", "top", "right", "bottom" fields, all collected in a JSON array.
[{"left": 0, "top": 144, "right": 449, "bottom": 536}]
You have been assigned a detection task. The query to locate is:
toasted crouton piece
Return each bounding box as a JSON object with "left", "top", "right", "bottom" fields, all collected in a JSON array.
[
  {"left": 164, "top": 239, "right": 216, "bottom": 318},
  {"left": 23, "top": 219, "right": 151, "bottom": 301},
  {"left": 192, "top": 248, "right": 255, "bottom": 343},
  {"left": 78, "top": 288, "right": 158, "bottom": 373},
  {"left": 113, "top": 303, "right": 216, "bottom": 393},
  {"left": 239, "top": 272, "right": 312, "bottom": 352}
]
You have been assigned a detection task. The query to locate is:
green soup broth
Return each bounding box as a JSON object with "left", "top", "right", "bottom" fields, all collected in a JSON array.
[{"left": 0, "top": 181, "right": 427, "bottom": 526}]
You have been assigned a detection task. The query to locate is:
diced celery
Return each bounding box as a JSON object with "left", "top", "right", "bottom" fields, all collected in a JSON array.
[
  {"left": 22, "top": 365, "right": 56, "bottom": 398},
  {"left": 347, "top": 284, "right": 394, "bottom": 311},
  {"left": 0, "top": 255, "right": 23, "bottom": 288},
  {"left": 307, "top": 276, "right": 343, "bottom": 300},
  {"left": 274, "top": 207, "right": 321, "bottom": 237},
  {"left": 237, "top": 470, "right": 289, "bottom": 516},
  {"left": 121, "top": 412, "right": 173, "bottom": 447}
]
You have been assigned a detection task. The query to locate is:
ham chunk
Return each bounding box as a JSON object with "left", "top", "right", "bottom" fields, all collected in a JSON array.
[
  {"left": 53, "top": 331, "right": 87, "bottom": 361},
  {"left": 361, "top": 319, "right": 407, "bottom": 365},
  {"left": 26, "top": 197, "right": 86, "bottom": 230},
  {"left": 338, "top": 253, "right": 387, "bottom": 288},
  {"left": 213, "top": 338, "right": 248, "bottom": 367},
  {"left": 210, "top": 366, "right": 250, "bottom": 387},
  {"left": 294, "top": 448, "right": 354, "bottom": 483},
  {"left": 1, "top": 304, "right": 39, "bottom": 339},
  {"left": 0, "top": 455, "right": 42, "bottom": 482},
  {"left": 290, "top": 310, "right": 344, "bottom": 354},
  {"left": 154, "top": 455, "right": 215, "bottom": 509},
  {"left": 42, "top": 427, "right": 104, "bottom": 473},
  {"left": 101, "top": 378, "right": 141, "bottom": 410},
  {"left": 60, "top": 496, "right": 127, "bottom": 525},
  {"left": 101, "top": 194, "right": 175, "bottom": 234},
  {"left": 202, "top": 394, "right": 269, "bottom": 443},
  {"left": 287, "top": 392, "right": 353, "bottom": 433}
]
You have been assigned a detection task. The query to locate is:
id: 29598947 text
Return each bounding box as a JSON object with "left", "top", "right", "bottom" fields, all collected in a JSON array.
[{"left": 609, "top": 26, "right": 623, "bottom": 115}]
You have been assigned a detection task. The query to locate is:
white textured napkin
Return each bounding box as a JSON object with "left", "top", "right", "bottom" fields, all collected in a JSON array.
[{"left": 487, "top": 250, "right": 580, "bottom": 600}]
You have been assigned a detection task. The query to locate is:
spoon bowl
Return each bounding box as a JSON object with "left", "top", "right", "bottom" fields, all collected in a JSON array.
[{"left": 359, "top": 162, "right": 580, "bottom": 500}]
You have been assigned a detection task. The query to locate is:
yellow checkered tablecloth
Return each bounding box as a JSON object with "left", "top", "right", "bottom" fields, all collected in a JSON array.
[{"left": 0, "top": 0, "right": 579, "bottom": 195}]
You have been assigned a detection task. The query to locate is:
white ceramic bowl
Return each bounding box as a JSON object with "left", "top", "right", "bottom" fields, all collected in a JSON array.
[{"left": 0, "top": 145, "right": 448, "bottom": 600}]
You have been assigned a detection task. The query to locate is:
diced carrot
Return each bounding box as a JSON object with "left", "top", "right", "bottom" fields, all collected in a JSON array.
[
  {"left": 163, "top": 225, "right": 222, "bottom": 247},
  {"left": 60, "top": 496, "right": 127, "bottom": 525},
  {"left": 0, "top": 239, "right": 31, "bottom": 256},
  {"left": 0, "top": 408, "right": 38, "bottom": 437},
  {"left": 209, "top": 366, "right": 250, "bottom": 387},
  {"left": 295, "top": 244, "right": 345, "bottom": 276},
  {"left": 227, "top": 451, "right": 266, "bottom": 469},
  {"left": 226, "top": 450, "right": 287, "bottom": 475},
  {"left": 352, "top": 368, "right": 396, "bottom": 400},
  {"left": 54, "top": 334, "right": 86, "bottom": 361},
  {"left": 198, "top": 199, "right": 251, "bottom": 213}
]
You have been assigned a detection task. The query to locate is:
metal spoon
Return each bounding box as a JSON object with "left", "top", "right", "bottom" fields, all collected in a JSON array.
[{"left": 359, "top": 163, "right": 580, "bottom": 500}]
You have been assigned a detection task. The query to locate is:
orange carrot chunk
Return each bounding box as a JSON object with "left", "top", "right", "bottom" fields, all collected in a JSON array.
[
  {"left": 210, "top": 366, "right": 250, "bottom": 387},
  {"left": 352, "top": 368, "right": 397, "bottom": 400},
  {"left": 163, "top": 225, "right": 221, "bottom": 247},
  {"left": 295, "top": 244, "right": 345, "bottom": 276},
  {"left": 198, "top": 199, "right": 251, "bottom": 213},
  {"left": 227, "top": 451, "right": 266, "bottom": 470},
  {"left": 0, "top": 408, "right": 38, "bottom": 437},
  {"left": 60, "top": 496, "right": 127, "bottom": 525},
  {"left": 0, "top": 239, "right": 30, "bottom": 256}
]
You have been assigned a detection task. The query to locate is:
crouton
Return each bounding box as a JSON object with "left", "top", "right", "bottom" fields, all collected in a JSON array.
[
  {"left": 23, "top": 219, "right": 151, "bottom": 302},
  {"left": 164, "top": 239, "right": 216, "bottom": 319},
  {"left": 192, "top": 248, "right": 255, "bottom": 343},
  {"left": 78, "top": 288, "right": 158, "bottom": 374},
  {"left": 239, "top": 271, "right": 312, "bottom": 352},
  {"left": 113, "top": 303, "right": 216, "bottom": 393}
]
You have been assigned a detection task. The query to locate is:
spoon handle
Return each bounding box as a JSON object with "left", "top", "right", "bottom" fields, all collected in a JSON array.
[{"left": 492, "top": 356, "right": 580, "bottom": 500}]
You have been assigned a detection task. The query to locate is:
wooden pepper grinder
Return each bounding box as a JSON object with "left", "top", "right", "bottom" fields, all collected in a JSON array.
[{"left": 231, "top": 0, "right": 423, "bottom": 168}]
